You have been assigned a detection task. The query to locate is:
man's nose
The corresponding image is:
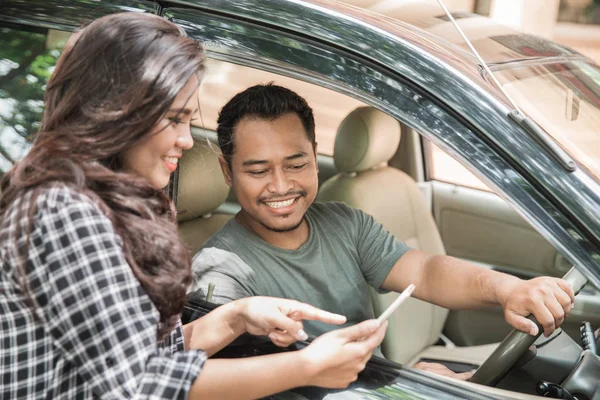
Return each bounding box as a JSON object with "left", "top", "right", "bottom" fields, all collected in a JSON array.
[{"left": 267, "top": 168, "right": 293, "bottom": 194}]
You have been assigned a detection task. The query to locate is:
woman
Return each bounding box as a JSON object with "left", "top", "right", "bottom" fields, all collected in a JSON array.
[{"left": 0, "top": 12, "right": 386, "bottom": 400}]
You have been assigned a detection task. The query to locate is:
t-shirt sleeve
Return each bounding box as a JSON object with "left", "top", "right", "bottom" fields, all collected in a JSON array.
[
  {"left": 189, "top": 247, "right": 256, "bottom": 305},
  {"left": 29, "top": 194, "right": 205, "bottom": 399},
  {"left": 349, "top": 206, "right": 412, "bottom": 293}
]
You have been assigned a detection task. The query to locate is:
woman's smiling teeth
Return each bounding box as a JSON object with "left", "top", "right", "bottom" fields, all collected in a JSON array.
[
  {"left": 162, "top": 156, "right": 179, "bottom": 165},
  {"left": 265, "top": 198, "right": 295, "bottom": 209}
]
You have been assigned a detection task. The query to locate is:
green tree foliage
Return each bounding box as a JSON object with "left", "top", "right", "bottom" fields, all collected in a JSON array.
[{"left": 0, "top": 26, "right": 64, "bottom": 175}]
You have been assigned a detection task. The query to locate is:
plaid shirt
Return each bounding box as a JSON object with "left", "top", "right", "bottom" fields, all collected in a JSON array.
[{"left": 0, "top": 185, "right": 206, "bottom": 399}]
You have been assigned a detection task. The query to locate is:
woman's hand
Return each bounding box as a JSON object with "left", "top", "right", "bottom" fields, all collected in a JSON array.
[
  {"left": 234, "top": 297, "right": 347, "bottom": 347},
  {"left": 299, "top": 319, "right": 387, "bottom": 388}
]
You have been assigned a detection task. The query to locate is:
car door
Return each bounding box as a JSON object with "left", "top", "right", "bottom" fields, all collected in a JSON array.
[
  {"left": 422, "top": 139, "right": 600, "bottom": 345},
  {"left": 165, "top": 0, "right": 600, "bottom": 350}
]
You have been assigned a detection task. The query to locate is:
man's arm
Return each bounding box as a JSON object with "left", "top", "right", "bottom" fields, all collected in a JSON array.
[
  {"left": 189, "top": 247, "right": 257, "bottom": 304},
  {"left": 381, "top": 249, "right": 575, "bottom": 336}
]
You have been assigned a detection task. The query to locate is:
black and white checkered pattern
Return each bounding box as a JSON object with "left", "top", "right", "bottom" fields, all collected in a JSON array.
[{"left": 0, "top": 185, "right": 206, "bottom": 399}]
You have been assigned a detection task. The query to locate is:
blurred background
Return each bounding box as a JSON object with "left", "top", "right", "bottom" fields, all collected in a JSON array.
[{"left": 338, "top": 0, "right": 600, "bottom": 63}]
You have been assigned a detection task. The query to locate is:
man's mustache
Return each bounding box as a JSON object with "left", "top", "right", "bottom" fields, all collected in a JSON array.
[{"left": 258, "top": 190, "right": 307, "bottom": 204}]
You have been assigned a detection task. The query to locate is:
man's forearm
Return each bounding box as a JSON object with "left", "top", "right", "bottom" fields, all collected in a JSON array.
[
  {"left": 383, "top": 249, "right": 574, "bottom": 335},
  {"left": 383, "top": 250, "right": 521, "bottom": 309},
  {"left": 420, "top": 254, "right": 522, "bottom": 309}
]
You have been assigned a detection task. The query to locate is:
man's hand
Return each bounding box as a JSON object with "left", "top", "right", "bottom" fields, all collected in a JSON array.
[
  {"left": 235, "top": 297, "right": 347, "bottom": 347},
  {"left": 413, "top": 362, "right": 473, "bottom": 381},
  {"left": 498, "top": 277, "right": 574, "bottom": 337}
]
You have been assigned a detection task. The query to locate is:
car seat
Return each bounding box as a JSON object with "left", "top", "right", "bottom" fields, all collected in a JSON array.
[
  {"left": 177, "top": 139, "right": 232, "bottom": 255},
  {"left": 318, "top": 106, "right": 497, "bottom": 367}
]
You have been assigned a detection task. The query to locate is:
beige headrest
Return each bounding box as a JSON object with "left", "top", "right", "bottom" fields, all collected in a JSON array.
[
  {"left": 177, "top": 141, "right": 230, "bottom": 222},
  {"left": 333, "top": 107, "right": 401, "bottom": 173}
]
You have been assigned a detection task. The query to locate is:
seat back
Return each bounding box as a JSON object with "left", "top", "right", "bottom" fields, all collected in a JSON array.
[
  {"left": 177, "top": 140, "right": 232, "bottom": 255},
  {"left": 318, "top": 107, "right": 448, "bottom": 364}
]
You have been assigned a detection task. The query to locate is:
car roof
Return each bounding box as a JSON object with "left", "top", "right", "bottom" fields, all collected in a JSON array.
[
  {"left": 173, "top": 0, "right": 592, "bottom": 109},
  {"left": 337, "top": 0, "right": 581, "bottom": 66}
]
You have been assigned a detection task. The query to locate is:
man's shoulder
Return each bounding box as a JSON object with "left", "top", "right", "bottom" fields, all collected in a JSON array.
[
  {"left": 193, "top": 246, "right": 250, "bottom": 270},
  {"left": 309, "top": 201, "right": 364, "bottom": 222},
  {"left": 194, "top": 219, "right": 258, "bottom": 264},
  {"left": 198, "top": 219, "right": 238, "bottom": 251}
]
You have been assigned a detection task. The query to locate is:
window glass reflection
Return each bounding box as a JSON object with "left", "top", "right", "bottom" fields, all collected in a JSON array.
[{"left": 498, "top": 61, "right": 600, "bottom": 179}]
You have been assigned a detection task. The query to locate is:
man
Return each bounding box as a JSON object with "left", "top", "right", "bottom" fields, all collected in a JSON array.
[{"left": 189, "top": 84, "right": 574, "bottom": 378}]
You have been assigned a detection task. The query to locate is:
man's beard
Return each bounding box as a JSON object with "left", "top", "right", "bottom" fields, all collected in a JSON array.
[
  {"left": 260, "top": 216, "right": 304, "bottom": 233},
  {"left": 256, "top": 189, "right": 308, "bottom": 233}
]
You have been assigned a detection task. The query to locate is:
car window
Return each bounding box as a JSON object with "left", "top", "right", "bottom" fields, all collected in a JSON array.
[
  {"left": 0, "top": 24, "right": 70, "bottom": 179},
  {"left": 426, "top": 140, "right": 491, "bottom": 191},
  {"left": 497, "top": 61, "right": 600, "bottom": 180},
  {"left": 195, "top": 58, "right": 367, "bottom": 156}
]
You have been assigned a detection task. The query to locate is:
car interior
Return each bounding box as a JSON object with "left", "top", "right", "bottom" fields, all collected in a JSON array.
[
  {"left": 175, "top": 58, "right": 600, "bottom": 375},
  {"left": 2, "top": 22, "right": 599, "bottom": 397}
]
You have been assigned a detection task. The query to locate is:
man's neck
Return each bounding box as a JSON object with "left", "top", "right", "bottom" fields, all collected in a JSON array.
[{"left": 236, "top": 212, "right": 310, "bottom": 250}]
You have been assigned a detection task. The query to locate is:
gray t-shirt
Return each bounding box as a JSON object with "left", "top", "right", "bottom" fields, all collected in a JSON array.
[{"left": 189, "top": 202, "right": 411, "bottom": 336}]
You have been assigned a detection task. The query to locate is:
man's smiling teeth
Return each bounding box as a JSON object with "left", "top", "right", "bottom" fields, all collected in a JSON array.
[
  {"left": 265, "top": 198, "right": 295, "bottom": 209},
  {"left": 162, "top": 156, "right": 179, "bottom": 164}
]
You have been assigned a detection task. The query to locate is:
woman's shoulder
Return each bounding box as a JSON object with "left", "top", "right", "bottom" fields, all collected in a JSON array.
[
  {"left": 0, "top": 183, "right": 115, "bottom": 259},
  {"left": 36, "top": 184, "right": 111, "bottom": 226},
  {"left": 4, "top": 183, "right": 106, "bottom": 229},
  {"left": 35, "top": 182, "right": 96, "bottom": 208}
]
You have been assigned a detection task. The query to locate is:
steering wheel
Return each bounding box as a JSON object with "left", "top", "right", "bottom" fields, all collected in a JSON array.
[{"left": 470, "top": 267, "right": 589, "bottom": 386}]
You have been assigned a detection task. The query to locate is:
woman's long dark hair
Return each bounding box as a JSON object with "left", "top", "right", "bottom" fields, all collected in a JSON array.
[{"left": 0, "top": 13, "right": 205, "bottom": 339}]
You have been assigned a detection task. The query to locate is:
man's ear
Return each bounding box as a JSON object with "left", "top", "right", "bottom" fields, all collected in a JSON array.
[
  {"left": 314, "top": 142, "right": 319, "bottom": 173},
  {"left": 218, "top": 155, "right": 233, "bottom": 187}
]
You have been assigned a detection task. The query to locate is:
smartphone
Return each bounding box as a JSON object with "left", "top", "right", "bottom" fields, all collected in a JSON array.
[{"left": 377, "top": 283, "right": 416, "bottom": 323}]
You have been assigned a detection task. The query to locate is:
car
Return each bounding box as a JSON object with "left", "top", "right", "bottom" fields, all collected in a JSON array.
[{"left": 1, "top": 0, "right": 600, "bottom": 399}]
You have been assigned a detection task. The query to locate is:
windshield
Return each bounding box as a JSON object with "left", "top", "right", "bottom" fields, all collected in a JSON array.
[{"left": 496, "top": 60, "right": 600, "bottom": 179}]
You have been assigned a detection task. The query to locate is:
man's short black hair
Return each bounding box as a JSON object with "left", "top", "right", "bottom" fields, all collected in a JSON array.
[{"left": 217, "top": 83, "right": 316, "bottom": 166}]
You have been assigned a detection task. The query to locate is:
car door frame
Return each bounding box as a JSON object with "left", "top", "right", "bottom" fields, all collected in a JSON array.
[
  {"left": 163, "top": 0, "right": 600, "bottom": 290},
  {"left": 0, "top": 0, "right": 159, "bottom": 31}
]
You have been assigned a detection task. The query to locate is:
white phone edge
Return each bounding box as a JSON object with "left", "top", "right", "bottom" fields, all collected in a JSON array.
[{"left": 377, "top": 283, "right": 416, "bottom": 323}]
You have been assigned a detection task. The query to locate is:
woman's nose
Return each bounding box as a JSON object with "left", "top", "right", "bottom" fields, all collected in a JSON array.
[{"left": 175, "top": 129, "right": 194, "bottom": 150}]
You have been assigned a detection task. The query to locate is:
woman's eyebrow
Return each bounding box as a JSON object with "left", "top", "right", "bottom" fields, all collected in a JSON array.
[{"left": 168, "top": 107, "right": 198, "bottom": 115}]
